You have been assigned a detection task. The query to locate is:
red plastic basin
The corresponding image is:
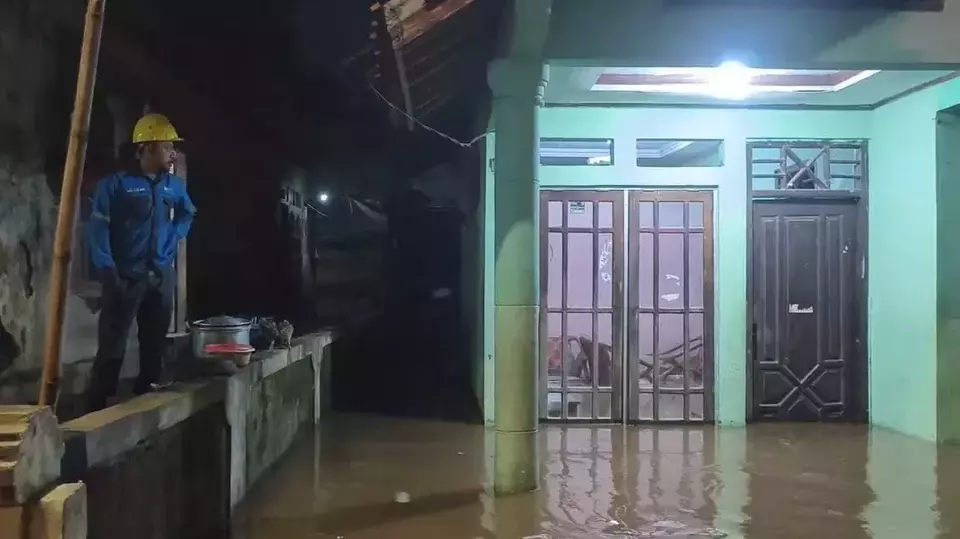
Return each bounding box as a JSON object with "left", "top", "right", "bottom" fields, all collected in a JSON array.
[{"left": 203, "top": 343, "right": 255, "bottom": 355}]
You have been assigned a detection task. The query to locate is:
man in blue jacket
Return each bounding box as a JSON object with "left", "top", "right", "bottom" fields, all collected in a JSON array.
[{"left": 84, "top": 113, "right": 196, "bottom": 411}]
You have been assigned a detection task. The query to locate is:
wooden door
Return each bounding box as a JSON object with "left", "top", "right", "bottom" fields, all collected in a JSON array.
[
  {"left": 627, "top": 190, "right": 715, "bottom": 423},
  {"left": 540, "top": 191, "right": 625, "bottom": 421},
  {"left": 751, "top": 200, "right": 863, "bottom": 421}
]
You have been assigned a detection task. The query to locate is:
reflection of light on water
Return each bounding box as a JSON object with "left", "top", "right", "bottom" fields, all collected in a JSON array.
[{"left": 236, "top": 414, "right": 953, "bottom": 539}]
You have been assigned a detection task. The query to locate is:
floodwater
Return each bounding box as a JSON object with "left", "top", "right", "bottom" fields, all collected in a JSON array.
[{"left": 232, "top": 415, "right": 960, "bottom": 538}]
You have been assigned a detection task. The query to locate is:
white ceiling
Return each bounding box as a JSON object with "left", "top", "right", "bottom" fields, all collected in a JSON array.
[{"left": 545, "top": 66, "right": 956, "bottom": 107}]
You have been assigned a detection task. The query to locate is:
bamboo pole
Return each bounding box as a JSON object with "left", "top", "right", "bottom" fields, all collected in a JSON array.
[{"left": 39, "top": 0, "right": 108, "bottom": 407}]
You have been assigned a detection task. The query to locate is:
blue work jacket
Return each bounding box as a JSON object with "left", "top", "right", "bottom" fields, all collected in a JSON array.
[{"left": 85, "top": 171, "right": 196, "bottom": 280}]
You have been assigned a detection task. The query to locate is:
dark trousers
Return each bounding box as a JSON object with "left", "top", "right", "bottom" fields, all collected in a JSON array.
[{"left": 85, "top": 269, "right": 173, "bottom": 411}]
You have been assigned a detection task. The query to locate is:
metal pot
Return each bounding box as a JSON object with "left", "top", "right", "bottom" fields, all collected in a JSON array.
[{"left": 189, "top": 315, "right": 252, "bottom": 359}]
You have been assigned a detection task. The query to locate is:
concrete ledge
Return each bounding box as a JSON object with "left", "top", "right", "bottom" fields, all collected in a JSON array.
[
  {"left": 0, "top": 482, "right": 87, "bottom": 539},
  {"left": 60, "top": 380, "right": 226, "bottom": 473},
  {"left": 59, "top": 330, "right": 336, "bottom": 476},
  {"left": 36, "top": 483, "right": 87, "bottom": 539},
  {"left": 253, "top": 331, "right": 336, "bottom": 383},
  {"left": 1, "top": 329, "right": 337, "bottom": 539},
  {"left": 55, "top": 329, "right": 336, "bottom": 539}
]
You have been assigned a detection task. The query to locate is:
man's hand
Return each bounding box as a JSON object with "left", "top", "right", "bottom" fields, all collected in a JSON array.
[{"left": 99, "top": 268, "right": 124, "bottom": 292}]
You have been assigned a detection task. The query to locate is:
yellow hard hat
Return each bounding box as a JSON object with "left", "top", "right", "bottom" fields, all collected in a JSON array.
[{"left": 132, "top": 113, "right": 183, "bottom": 144}]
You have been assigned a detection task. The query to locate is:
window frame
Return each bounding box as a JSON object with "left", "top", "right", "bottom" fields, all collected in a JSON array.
[{"left": 540, "top": 137, "right": 616, "bottom": 167}]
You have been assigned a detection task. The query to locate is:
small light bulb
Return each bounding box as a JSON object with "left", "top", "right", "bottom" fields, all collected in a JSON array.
[{"left": 318, "top": 192, "right": 330, "bottom": 203}]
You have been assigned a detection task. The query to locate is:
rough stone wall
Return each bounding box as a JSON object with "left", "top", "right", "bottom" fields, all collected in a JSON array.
[
  {"left": 0, "top": 161, "right": 55, "bottom": 375},
  {"left": 0, "top": 2, "right": 131, "bottom": 399},
  {"left": 0, "top": 0, "right": 72, "bottom": 380}
]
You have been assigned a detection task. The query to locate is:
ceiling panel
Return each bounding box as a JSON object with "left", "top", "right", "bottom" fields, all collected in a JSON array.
[{"left": 545, "top": 66, "right": 956, "bottom": 107}]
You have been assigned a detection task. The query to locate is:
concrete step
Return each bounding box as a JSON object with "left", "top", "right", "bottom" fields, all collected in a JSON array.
[
  {"left": 0, "top": 441, "right": 18, "bottom": 461},
  {"left": 0, "top": 460, "right": 15, "bottom": 487},
  {"left": 0, "top": 426, "right": 24, "bottom": 443}
]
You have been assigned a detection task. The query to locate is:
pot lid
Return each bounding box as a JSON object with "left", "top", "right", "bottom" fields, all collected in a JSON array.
[{"left": 193, "top": 315, "right": 251, "bottom": 328}]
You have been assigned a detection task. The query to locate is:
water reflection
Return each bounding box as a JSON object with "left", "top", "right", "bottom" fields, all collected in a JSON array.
[
  {"left": 742, "top": 424, "right": 871, "bottom": 539},
  {"left": 233, "top": 415, "right": 955, "bottom": 538}
]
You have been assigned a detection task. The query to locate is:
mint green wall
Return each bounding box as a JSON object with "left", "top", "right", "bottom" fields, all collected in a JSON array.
[
  {"left": 870, "top": 77, "right": 960, "bottom": 441},
  {"left": 870, "top": 91, "right": 939, "bottom": 440},
  {"left": 480, "top": 91, "right": 960, "bottom": 432},
  {"left": 540, "top": 108, "right": 871, "bottom": 426},
  {"left": 479, "top": 107, "right": 871, "bottom": 426}
]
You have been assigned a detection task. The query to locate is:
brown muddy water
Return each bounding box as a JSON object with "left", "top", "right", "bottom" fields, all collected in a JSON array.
[{"left": 232, "top": 415, "right": 960, "bottom": 539}]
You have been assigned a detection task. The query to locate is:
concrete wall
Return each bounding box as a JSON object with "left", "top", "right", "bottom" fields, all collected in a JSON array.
[
  {"left": 226, "top": 337, "right": 328, "bottom": 506},
  {"left": 869, "top": 91, "right": 939, "bottom": 440},
  {"left": 869, "top": 77, "right": 960, "bottom": 441},
  {"left": 44, "top": 331, "right": 334, "bottom": 538},
  {"left": 72, "top": 394, "right": 231, "bottom": 539},
  {"left": 481, "top": 106, "right": 872, "bottom": 425},
  {"left": 546, "top": 0, "right": 960, "bottom": 68}
]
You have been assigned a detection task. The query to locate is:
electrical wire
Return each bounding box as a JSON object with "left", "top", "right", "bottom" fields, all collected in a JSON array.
[
  {"left": 362, "top": 2, "right": 490, "bottom": 148},
  {"left": 305, "top": 201, "right": 329, "bottom": 217},
  {"left": 366, "top": 81, "right": 491, "bottom": 148}
]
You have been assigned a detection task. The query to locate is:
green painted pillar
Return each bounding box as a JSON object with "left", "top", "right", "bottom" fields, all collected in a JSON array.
[{"left": 488, "top": 58, "right": 548, "bottom": 495}]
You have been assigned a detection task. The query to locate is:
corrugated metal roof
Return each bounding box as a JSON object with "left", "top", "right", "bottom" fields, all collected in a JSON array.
[{"left": 351, "top": 0, "right": 504, "bottom": 125}]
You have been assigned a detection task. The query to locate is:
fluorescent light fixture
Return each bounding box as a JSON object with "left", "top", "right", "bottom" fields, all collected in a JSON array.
[
  {"left": 832, "top": 69, "right": 880, "bottom": 91},
  {"left": 591, "top": 66, "right": 881, "bottom": 99}
]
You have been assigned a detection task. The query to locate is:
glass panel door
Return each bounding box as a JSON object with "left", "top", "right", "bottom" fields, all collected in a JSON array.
[
  {"left": 540, "top": 191, "right": 624, "bottom": 421},
  {"left": 627, "top": 191, "right": 715, "bottom": 422}
]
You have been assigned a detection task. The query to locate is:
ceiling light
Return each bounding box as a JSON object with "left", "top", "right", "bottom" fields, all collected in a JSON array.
[{"left": 705, "top": 61, "right": 754, "bottom": 100}]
